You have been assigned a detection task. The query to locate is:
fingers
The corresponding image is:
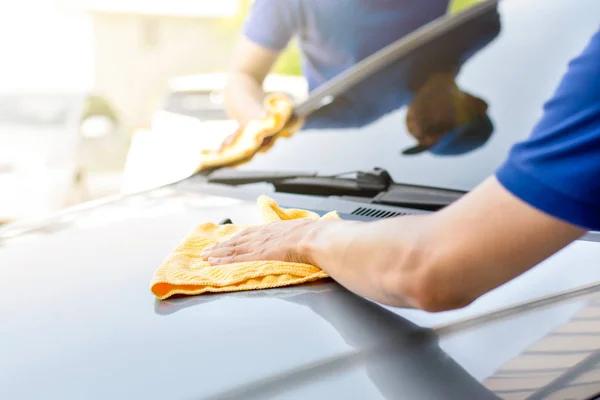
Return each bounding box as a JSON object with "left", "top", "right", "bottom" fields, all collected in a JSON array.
[
  {"left": 201, "top": 228, "right": 262, "bottom": 261},
  {"left": 465, "top": 92, "right": 488, "bottom": 116},
  {"left": 202, "top": 241, "right": 254, "bottom": 259},
  {"left": 200, "top": 221, "right": 295, "bottom": 265},
  {"left": 218, "top": 133, "right": 236, "bottom": 152},
  {"left": 218, "top": 124, "right": 245, "bottom": 152},
  {"left": 206, "top": 251, "right": 264, "bottom": 266}
]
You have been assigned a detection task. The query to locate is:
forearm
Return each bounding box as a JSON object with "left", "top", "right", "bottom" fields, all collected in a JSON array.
[
  {"left": 299, "top": 178, "right": 585, "bottom": 311},
  {"left": 224, "top": 72, "right": 267, "bottom": 126},
  {"left": 300, "top": 216, "right": 433, "bottom": 309},
  {"left": 203, "top": 178, "right": 584, "bottom": 312}
]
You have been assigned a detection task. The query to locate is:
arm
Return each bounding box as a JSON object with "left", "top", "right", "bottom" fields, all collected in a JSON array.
[
  {"left": 204, "top": 29, "right": 600, "bottom": 312},
  {"left": 202, "top": 177, "right": 584, "bottom": 311},
  {"left": 224, "top": 0, "right": 299, "bottom": 125},
  {"left": 224, "top": 37, "right": 279, "bottom": 125},
  {"left": 300, "top": 177, "right": 584, "bottom": 311}
]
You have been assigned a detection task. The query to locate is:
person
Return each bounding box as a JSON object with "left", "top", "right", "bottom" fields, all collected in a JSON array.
[
  {"left": 203, "top": 28, "right": 600, "bottom": 312},
  {"left": 224, "top": 0, "right": 499, "bottom": 154}
]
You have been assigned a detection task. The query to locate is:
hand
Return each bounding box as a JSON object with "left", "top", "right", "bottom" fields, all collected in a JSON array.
[
  {"left": 406, "top": 72, "right": 488, "bottom": 144},
  {"left": 202, "top": 219, "right": 319, "bottom": 265},
  {"left": 219, "top": 106, "right": 277, "bottom": 153},
  {"left": 218, "top": 124, "right": 245, "bottom": 152}
]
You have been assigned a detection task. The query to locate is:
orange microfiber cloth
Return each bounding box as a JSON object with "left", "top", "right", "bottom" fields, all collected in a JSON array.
[
  {"left": 195, "top": 93, "right": 304, "bottom": 172},
  {"left": 151, "top": 196, "right": 340, "bottom": 300}
]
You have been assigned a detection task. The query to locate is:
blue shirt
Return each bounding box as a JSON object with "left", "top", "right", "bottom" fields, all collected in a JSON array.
[
  {"left": 496, "top": 28, "right": 600, "bottom": 231},
  {"left": 243, "top": 0, "right": 451, "bottom": 128}
]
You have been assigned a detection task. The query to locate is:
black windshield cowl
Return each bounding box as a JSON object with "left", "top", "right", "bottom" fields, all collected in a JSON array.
[{"left": 206, "top": 168, "right": 465, "bottom": 211}]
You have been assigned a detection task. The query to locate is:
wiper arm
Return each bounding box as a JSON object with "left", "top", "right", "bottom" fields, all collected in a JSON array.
[{"left": 207, "top": 168, "right": 465, "bottom": 211}]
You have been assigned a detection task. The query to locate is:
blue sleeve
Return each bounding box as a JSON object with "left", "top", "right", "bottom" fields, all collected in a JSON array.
[
  {"left": 496, "top": 28, "right": 600, "bottom": 231},
  {"left": 242, "top": 0, "right": 300, "bottom": 52}
]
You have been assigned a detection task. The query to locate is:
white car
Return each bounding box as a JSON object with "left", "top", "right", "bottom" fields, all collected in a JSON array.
[
  {"left": 122, "top": 73, "right": 307, "bottom": 193},
  {"left": 0, "top": 92, "right": 125, "bottom": 224},
  {"left": 152, "top": 73, "right": 307, "bottom": 141}
]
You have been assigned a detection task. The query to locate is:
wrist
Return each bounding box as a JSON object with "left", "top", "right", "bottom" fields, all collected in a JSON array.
[{"left": 297, "top": 220, "right": 353, "bottom": 271}]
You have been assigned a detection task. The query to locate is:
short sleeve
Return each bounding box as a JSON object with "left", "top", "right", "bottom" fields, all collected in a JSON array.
[
  {"left": 496, "top": 28, "right": 600, "bottom": 230},
  {"left": 242, "top": 0, "right": 300, "bottom": 52}
]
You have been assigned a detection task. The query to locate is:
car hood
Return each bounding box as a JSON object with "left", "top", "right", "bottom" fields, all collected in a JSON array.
[{"left": 2, "top": 187, "right": 600, "bottom": 399}]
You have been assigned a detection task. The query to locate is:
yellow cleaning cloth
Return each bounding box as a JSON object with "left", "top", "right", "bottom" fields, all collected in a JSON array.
[
  {"left": 195, "top": 93, "right": 304, "bottom": 172},
  {"left": 151, "top": 196, "right": 340, "bottom": 300}
]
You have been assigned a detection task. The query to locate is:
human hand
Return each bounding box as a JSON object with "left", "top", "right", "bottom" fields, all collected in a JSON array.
[
  {"left": 406, "top": 72, "right": 488, "bottom": 145},
  {"left": 218, "top": 124, "right": 245, "bottom": 152},
  {"left": 201, "top": 219, "right": 319, "bottom": 265}
]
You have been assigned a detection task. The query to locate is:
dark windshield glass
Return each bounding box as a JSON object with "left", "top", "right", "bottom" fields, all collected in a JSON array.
[
  {"left": 232, "top": 0, "right": 600, "bottom": 191},
  {"left": 0, "top": 94, "right": 75, "bottom": 127}
]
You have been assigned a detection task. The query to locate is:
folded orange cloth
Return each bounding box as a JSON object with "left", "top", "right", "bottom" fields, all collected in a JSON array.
[
  {"left": 151, "top": 196, "right": 340, "bottom": 300},
  {"left": 195, "top": 93, "right": 304, "bottom": 172}
]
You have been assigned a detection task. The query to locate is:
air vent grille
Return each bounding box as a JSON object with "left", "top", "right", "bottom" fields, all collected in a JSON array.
[{"left": 351, "top": 207, "right": 408, "bottom": 219}]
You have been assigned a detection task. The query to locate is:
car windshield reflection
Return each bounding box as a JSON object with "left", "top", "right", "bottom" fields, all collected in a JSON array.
[
  {"left": 301, "top": 3, "right": 501, "bottom": 159},
  {"left": 233, "top": 0, "right": 600, "bottom": 192}
]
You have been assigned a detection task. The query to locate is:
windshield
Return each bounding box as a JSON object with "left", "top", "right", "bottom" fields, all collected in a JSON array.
[
  {"left": 0, "top": 94, "right": 76, "bottom": 127},
  {"left": 228, "top": 0, "right": 600, "bottom": 191}
]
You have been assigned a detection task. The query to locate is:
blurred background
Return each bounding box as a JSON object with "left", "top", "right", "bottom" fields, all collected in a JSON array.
[{"left": 0, "top": 0, "right": 307, "bottom": 225}]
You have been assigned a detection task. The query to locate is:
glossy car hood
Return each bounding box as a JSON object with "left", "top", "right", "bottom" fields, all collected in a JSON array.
[{"left": 2, "top": 188, "right": 600, "bottom": 400}]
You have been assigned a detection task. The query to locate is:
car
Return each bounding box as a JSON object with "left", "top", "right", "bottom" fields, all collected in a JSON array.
[
  {"left": 2, "top": 0, "right": 600, "bottom": 399},
  {"left": 121, "top": 73, "right": 307, "bottom": 193},
  {"left": 0, "top": 91, "right": 126, "bottom": 224},
  {"left": 150, "top": 72, "right": 307, "bottom": 141}
]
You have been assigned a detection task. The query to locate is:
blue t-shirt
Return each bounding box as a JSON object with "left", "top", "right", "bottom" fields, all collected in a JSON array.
[
  {"left": 243, "top": 0, "right": 450, "bottom": 128},
  {"left": 496, "top": 28, "right": 600, "bottom": 231}
]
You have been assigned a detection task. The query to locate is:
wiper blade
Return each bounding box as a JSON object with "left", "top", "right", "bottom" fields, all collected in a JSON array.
[
  {"left": 207, "top": 168, "right": 465, "bottom": 211},
  {"left": 372, "top": 184, "right": 466, "bottom": 211},
  {"left": 274, "top": 178, "right": 464, "bottom": 211},
  {"left": 207, "top": 168, "right": 317, "bottom": 185}
]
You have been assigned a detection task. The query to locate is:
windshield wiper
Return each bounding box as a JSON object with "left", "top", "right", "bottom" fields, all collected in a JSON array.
[
  {"left": 206, "top": 168, "right": 465, "bottom": 211},
  {"left": 206, "top": 169, "right": 318, "bottom": 185}
]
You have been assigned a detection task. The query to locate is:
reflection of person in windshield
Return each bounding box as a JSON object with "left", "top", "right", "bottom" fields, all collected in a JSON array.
[
  {"left": 224, "top": 0, "right": 499, "bottom": 155},
  {"left": 402, "top": 71, "right": 494, "bottom": 156},
  {"left": 204, "top": 28, "right": 600, "bottom": 313}
]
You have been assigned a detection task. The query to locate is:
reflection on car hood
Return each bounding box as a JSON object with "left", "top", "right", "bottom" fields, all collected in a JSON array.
[{"left": 1, "top": 188, "right": 600, "bottom": 399}]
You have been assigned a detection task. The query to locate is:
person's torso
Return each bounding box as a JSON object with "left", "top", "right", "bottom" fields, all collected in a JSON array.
[{"left": 295, "top": 0, "right": 450, "bottom": 128}]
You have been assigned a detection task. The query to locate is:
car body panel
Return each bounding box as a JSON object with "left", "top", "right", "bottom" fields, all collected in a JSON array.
[{"left": 1, "top": 188, "right": 600, "bottom": 399}]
